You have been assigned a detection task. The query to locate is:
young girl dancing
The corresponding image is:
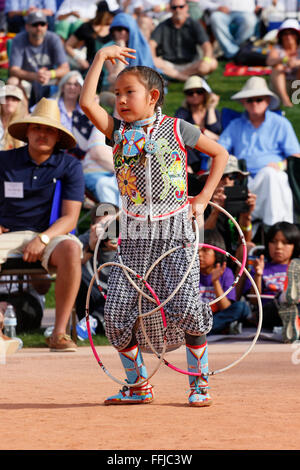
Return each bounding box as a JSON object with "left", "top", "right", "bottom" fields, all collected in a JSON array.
[{"left": 80, "top": 45, "right": 229, "bottom": 407}]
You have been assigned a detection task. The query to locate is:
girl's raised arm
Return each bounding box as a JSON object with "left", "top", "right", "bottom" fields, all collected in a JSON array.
[{"left": 79, "top": 45, "right": 136, "bottom": 140}]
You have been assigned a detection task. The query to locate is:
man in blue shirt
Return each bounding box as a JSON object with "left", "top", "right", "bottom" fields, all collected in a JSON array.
[
  {"left": 218, "top": 77, "right": 300, "bottom": 228},
  {"left": 0, "top": 98, "right": 85, "bottom": 352},
  {"left": 9, "top": 10, "right": 69, "bottom": 106}
]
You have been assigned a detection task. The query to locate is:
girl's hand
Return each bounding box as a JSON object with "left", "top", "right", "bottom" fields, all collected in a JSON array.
[
  {"left": 254, "top": 254, "right": 265, "bottom": 276},
  {"left": 189, "top": 193, "right": 209, "bottom": 220},
  {"left": 98, "top": 45, "right": 136, "bottom": 65},
  {"left": 211, "top": 262, "right": 226, "bottom": 283}
]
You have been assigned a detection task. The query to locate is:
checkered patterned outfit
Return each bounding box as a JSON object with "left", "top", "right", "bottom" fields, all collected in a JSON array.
[{"left": 104, "top": 116, "right": 213, "bottom": 352}]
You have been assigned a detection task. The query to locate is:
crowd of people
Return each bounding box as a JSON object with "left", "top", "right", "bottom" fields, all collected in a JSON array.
[{"left": 0, "top": 0, "right": 300, "bottom": 359}]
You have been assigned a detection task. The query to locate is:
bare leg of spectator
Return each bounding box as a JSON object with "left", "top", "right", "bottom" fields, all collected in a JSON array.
[
  {"left": 270, "top": 66, "right": 293, "bottom": 107},
  {"left": 48, "top": 240, "right": 82, "bottom": 336}
]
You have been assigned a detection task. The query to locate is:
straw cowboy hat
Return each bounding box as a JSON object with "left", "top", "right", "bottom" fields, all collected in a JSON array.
[
  {"left": 8, "top": 98, "right": 77, "bottom": 149},
  {"left": 231, "top": 76, "right": 280, "bottom": 110}
]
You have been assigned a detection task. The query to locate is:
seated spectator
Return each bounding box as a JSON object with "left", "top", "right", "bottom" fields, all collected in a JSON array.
[
  {"left": 202, "top": 0, "right": 258, "bottom": 59},
  {"left": 55, "top": 70, "right": 119, "bottom": 205},
  {"left": 200, "top": 155, "right": 257, "bottom": 257},
  {"left": 5, "top": 0, "right": 57, "bottom": 33},
  {"left": 0, "top": 98, "right": 85, "bottom": 352},
  {"left": 120, "top": 0, "right": 170, "bottom": 41},
  {"left": 0, "top": 84, "right": 28, "bottom": 150},
  {"left": 266, "top": 19, "right": 300, "bottom": 107},
  {"left": 199, "top": 228, "right": 251, "bottom": 335},
  {"left": 54, "top": 0, "right": 99, "bottom": 43},
  {"left": 82, "top": 125, "right": 120, "bottom": 207},
  {"left": 103, "top": 12, "right": 155, "bottom": 90},
  {"left": 242, "top": 221, "right": 300, "bottom": 343},
  {"left": 175, "top": 75, "right": 222, "bottom": 173},
  {"left": 64, "top": 1, "right": 118, "bottom": 73},
  {"left": 55, "top": 70, "right": 94, "bottom": 157},
  {"left": 218, "top": 76, "right": 300, "bottom": 229},
  {"left": 149, "top": 0, "right": 218, "bottom": 81},
  {"left": 9, "top": 10, "right": 70, "bottom": 107},
  {"left": 75, "top": 203, "right": 119, "bottom": 339},
  {"left": 6, "top": 75, "right": 30, "bottom": 111}
]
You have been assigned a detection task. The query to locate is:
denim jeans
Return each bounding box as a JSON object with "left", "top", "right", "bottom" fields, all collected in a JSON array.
[
  {"left": 84, "top": 172, "right": 120, "bottom": 207},
  {"left": 208, "top": 300, "right": 251, "bottom": 335},
  {"left": 210, "top": 11, "right": 257, "bottom": 58}
]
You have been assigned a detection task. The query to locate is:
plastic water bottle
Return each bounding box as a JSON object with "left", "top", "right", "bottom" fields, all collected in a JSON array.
[{"left": 3, "top": 304, "right": 17, "bottom": 338}]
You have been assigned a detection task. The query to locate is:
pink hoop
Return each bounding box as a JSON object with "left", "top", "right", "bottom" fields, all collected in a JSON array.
[{"left": 85, "top": 261, "right": 168, "bottom": 387}]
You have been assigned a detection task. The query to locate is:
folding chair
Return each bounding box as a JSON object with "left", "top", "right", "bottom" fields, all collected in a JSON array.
[{"left": 0, "top": 180, "right": 77, "bottom": 342}]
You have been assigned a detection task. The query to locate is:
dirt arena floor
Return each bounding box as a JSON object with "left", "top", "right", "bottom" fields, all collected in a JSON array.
[{"left": 1, "top": 338, "right": 300, "bottom": 453}]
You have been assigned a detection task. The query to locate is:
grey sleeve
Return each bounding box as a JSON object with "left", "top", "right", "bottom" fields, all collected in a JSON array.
[
  {"left": 179, "top": 119, "right": 201, "bottom": 148},
  {"left": 105, "top": 117, "right": 121, "bottom": 147}
]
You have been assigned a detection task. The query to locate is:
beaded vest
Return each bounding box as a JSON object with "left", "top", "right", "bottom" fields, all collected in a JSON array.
[{"left": 113, "top": 115, "right": 189, "bottom": 221}]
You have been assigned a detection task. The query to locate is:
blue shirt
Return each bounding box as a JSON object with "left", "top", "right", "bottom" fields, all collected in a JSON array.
[
  {"left": 5, "top": 0, "right": 57, "bottom": 13},
  {"left": 199, "top": 267, "right": 236, "bottom": 304},
  {"left": 0, "top": 146, "right": 84, "bottom": 232},
  {"left": 218, "top": 110, "right": 300, "bottom": 177}
]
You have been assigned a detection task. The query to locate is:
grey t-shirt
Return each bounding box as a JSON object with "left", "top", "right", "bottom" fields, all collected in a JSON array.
[{"left": 10, "top": 30, "right": 68, "bottom": 72}]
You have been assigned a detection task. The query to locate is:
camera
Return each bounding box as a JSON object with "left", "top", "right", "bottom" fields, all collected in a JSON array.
[{"left": 224, "top": 185, "right": 249, "bottom": 216}]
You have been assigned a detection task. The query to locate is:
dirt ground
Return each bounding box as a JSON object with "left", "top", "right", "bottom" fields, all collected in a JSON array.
[{"left": 1, "top": 339, "right": 300, "bottom": 453}]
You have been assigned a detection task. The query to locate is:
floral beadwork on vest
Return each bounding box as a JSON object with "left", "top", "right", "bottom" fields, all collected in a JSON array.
[{"left": 113, "top": 112, "right": 188, "bottom": 221}]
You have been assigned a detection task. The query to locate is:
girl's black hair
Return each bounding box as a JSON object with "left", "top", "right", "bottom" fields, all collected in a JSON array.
[
  {"left": 204, "top": 229, "right": 226, "bottom": 264},
  {"left": 265, "top": 222, "right": 300, "bottom": 259},
  {"left": 117, "top": 65, "right": 165, "bottom": 109}
]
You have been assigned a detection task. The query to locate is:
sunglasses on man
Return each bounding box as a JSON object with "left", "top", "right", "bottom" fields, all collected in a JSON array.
[
  {"left": 31, "top": 22, "right": 47, "bottom": 27},
  {"left": 171, "top": 4, "right": 186, "bottom": 10},
  {"left": 246, "top": 97, "right": 266, "bottom": 103}
]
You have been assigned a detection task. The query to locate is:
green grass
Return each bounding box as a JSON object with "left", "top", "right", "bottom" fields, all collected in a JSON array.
[
  {"left": 27, "top": 61, "right": 300, "bottom": 345},
  {"left": 19, "top": 328, "right": 110, "bottom": 348}
]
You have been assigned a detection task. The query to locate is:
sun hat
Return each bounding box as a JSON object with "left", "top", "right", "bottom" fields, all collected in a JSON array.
[
  {"left": 57, "top": 71, "right": 84, "bottom": 98},
  {"left": 8, "top": 98, "right": 77, "bottom": 149},
  {"left": 231, "top": 76, "right": 280, "bottom": 110},
  {"left": 183, "top": 75, "right": 212, "bottom": 94},
  {"left": 203, "top": 155, "right": 249, "bottom": 176},
  {"left": 0, "top": 85, "right": 24, "bottom": 102},
  {"left": 25, "top": 10, "right": 47, "bottom": 25},
  {"left": 277, "top": 18, "right": 300, "bottom": 40}
]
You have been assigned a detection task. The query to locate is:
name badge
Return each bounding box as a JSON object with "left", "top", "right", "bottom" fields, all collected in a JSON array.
[{"left": 4, "top": 182, "right": 24, "bottom": 198}]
